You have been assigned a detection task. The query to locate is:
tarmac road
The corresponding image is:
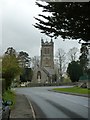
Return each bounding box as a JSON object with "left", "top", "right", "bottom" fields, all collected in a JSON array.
[{"left": 15, "top": 86, "right": 89, "bottom": 119}]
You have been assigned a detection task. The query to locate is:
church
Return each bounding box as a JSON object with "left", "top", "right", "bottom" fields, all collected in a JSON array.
[{"left": 32, "top": 38, "right": 56, "bottom": 83}]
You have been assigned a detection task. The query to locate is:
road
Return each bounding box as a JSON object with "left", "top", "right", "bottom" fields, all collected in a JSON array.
[{"left": 15, "top": 86, "right": 89, "bottom": 119}]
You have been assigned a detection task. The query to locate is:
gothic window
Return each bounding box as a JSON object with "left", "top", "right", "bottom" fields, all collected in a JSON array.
[
  {"left": 44, "top": 48, "right": 49, "bottom": 54},
  {"left": 37, "top": 71, "right": 41, "bottom": 79}
]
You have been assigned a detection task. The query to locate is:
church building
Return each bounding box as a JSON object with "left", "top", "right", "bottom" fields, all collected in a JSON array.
[{"left": 32, "top": 38, "right": 55, "bottom": 83}]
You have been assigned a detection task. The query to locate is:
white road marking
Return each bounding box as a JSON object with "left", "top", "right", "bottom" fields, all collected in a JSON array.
[{"left": 26, "top": 95, "right": 36, "bottom": 120}]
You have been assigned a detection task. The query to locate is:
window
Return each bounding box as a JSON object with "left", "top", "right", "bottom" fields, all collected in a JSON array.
[
  {"left": 44, "top": 48, "right": 49, "bottom": 54},
  {"left": 37, "top": 71, "right": 41, "bottom": 79}
]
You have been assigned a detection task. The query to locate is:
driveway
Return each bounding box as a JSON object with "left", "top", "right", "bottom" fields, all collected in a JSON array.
[{"left": 15, "top": 86, "right": 89, "bottom": 119}]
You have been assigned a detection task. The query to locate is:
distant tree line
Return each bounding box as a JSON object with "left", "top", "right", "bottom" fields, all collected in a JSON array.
[
  {"left": 67, "top": 44, "right": 89, "bottom": 82},
  {"left": 2, "top": 44, "right": 90, "bottom": 90},
  {"left": 55, "top": 45, "right": 89, "bottom": 83}
]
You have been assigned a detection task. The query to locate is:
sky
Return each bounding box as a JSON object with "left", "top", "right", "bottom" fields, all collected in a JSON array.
[{"left": 1, "top": 0, "right": 81, "bottom": 58}]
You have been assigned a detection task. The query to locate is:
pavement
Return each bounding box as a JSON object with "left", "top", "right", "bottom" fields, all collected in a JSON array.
[{"left": 10, "top": 94, "right": 33, "bottom": 119}]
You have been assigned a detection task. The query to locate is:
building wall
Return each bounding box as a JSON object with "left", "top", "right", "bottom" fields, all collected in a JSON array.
[{"left": 32, "top": 67, "right": 48, "bottom": 83}]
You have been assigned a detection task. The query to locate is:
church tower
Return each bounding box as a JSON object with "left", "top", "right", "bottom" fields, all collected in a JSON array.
[
  {"left": 40, "top": 38, "right": 54, "bottom": 69},
  {"left": 32, "top": 38, "right": 56, "bottom": 84}
]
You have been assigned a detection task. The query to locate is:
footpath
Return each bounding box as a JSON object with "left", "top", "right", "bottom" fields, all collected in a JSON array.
[{"left": 10, "top": 94, "right": 33, "bottom": 119}]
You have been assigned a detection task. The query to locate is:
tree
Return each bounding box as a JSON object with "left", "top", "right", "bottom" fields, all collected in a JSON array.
[
  {"left": 67, "top": 47, "right": 79, "bottom": 62},
  {"left": 2, "top": 54, "right": 21, "bottom": 90},
  {"left": 79, "top": 44, "right": 89, "bottom": 74},
  {"left": 18, "top": 51, "right": 31, "bottom": 68},
  {"left": 67, "top": 61, "right": 83, "bottom": 82},
  {"left": 31, "top": 56, "right": 40, "bottom": 68},
  {"left": 87, "top": 69, "right": 90, "bottom": 77},
  {"left": 5, "top": 47, "right": 16, "bottom": 56},
  {"left": 20, "top": 68, "right": 33, "bottom": 82},
  {"left": 18, "top": 51, "right": 32, "bottom": 82},
  {"left": 56, "top": 48, "right": 66, "bottom": 82},
  {"left": 34, "top": 2, "right": 90, "bottom": 42}
]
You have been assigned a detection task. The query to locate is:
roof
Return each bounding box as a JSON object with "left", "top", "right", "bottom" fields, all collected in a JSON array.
[{"left": 43, "top": 67, "right": 55, "bottom": 76}]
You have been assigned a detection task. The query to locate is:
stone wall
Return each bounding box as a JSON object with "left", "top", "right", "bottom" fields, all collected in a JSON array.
[{"left": 32, "top": 67, "right": 48, "bottom": 83}]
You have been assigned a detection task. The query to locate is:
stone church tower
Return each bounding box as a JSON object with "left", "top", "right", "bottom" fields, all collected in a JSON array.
[
  {"left": 40, "top": 38, "right": 54, "bottom": 68},
  {"left": 32, "top": 38, "right": 55, "bottom": 83}
]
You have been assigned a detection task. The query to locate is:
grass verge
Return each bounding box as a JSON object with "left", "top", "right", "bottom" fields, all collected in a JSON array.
[
  {"left": 2, "top": 90, "right": 16, "bottom": 109},
  {"left": 53, "top": 87, "right": 90, "bottom": 95}
]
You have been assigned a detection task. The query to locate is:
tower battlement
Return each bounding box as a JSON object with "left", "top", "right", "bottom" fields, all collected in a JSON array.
[{"left": 41, "top": 38, "right": 53, "bottom": 46}]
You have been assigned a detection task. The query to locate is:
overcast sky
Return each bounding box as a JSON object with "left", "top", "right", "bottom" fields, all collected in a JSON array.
[{"left": 1, "top": 0, "right": 81, "bottom": 58}]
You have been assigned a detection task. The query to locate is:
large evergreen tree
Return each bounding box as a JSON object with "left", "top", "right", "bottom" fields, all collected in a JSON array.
[
  {"left": 79, "top": 44, "right": 89, "bottom": 74},
  {"left": 20, "top": 68, "right": 33, "bottom": 82},
  {"left": 34, "top": 2, "right": 90, "bottom": 42},
  {"left": 18, "top": 51, "right": 31, "bottom": 68},
  {"left": 67, "top": 61, "right": 83, "bottom": 82}
]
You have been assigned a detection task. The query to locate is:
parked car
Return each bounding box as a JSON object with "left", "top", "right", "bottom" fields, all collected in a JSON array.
[
  {"left": 0, "top": 98, "right": 12, "bottom": 120},
  {"left": 20, "top": 82, "right": 26, "bottom": 87}
]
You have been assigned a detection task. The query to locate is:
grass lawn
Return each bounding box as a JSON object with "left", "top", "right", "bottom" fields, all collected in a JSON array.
[
  {"left": 2, "top": 90, "right": 16, "bottom": 109},
  {"left": 53, "top": 87, "right": 90, "bottom": 95}
]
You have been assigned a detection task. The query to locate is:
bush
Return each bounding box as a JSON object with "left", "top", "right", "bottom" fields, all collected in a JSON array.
[{"left": 2, "top": 90, "right": 16, "bottom": 109}]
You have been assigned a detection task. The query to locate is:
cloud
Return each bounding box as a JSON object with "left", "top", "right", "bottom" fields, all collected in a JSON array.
[
  {"left": 2, "top": 0, "right": 81, "bottom": 58},
  {"left": 2, "top": 0, "right": 43, "bottom": 56}
]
